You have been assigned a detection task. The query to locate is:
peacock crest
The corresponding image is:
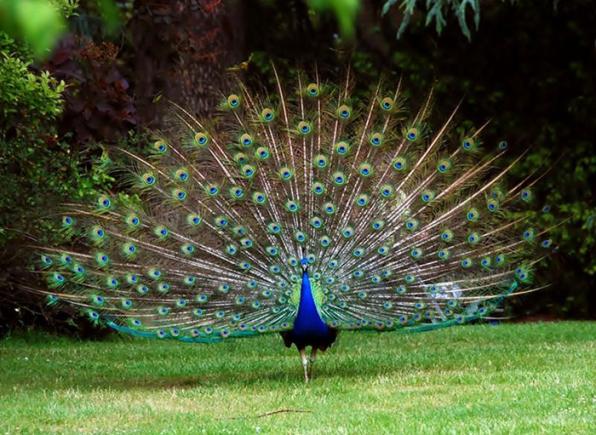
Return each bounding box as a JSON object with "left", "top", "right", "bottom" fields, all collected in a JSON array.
[{"left": 33, "top": 66, "right": 553, "bottom": 347}]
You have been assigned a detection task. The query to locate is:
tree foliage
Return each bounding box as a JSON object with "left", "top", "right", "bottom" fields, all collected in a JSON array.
[
  {"left": 0, "top": 0, "right": 76, "bottom": 58},
  {"left": 382, "top": 0, "right": 481, "bottom": 40}
]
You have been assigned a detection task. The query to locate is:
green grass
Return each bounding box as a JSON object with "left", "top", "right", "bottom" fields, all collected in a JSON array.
[{"left": 0, "top": 322, "right": 594, "bottom": 434}]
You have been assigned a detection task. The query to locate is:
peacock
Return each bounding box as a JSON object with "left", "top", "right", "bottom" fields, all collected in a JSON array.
[{"left": 31, "top": 66, "right": 553, "bottom": 382}]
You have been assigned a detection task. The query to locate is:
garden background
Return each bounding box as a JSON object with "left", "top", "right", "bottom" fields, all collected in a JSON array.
[{"left": 0, "top": 0, "right": 594, "bottom": 337}]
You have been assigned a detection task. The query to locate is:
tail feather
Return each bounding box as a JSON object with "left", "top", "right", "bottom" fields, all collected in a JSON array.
[{"left": 30, "top": 67, "right": 554, "bottom": 340}]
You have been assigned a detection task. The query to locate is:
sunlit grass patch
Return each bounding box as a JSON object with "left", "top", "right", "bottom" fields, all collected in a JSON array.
[{"left": 0, "top": 322, "right": 594, "bottom": 433}]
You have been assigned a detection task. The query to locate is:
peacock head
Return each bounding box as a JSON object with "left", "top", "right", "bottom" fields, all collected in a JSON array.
[{"left": 301, "top": 257, "right": 309, "bottom": 272}]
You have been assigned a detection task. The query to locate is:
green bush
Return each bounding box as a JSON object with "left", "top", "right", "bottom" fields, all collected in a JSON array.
[
  {"left": 0, "top": 30, "right": 116, "bottom": 243},
  {"left": 1, "top": 32, "right": 64, "bottom": 246},
  {"left": 0, "top": 32, "right": 115, "bottom": 335},
  {"left": 0, "top": 34, "right": 64, "bottom": 130}
]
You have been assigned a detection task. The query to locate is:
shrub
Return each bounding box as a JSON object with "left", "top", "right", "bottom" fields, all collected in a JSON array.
[{"left": 0, "top": 31, "right": 114, "bottom": 335}]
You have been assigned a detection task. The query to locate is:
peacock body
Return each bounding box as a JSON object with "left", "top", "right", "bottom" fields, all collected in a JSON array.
[{"left": 34, "top": 66, "right": 552, "bottom": 381}]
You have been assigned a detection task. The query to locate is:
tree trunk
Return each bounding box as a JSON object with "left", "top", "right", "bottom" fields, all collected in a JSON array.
[{"left": 130, "top": 0, "right": 245, "bottom": 127}]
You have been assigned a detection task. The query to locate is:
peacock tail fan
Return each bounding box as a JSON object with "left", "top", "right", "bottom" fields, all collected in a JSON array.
[{"left": 30, "top": 66, "right": 555, "bottom": 343}]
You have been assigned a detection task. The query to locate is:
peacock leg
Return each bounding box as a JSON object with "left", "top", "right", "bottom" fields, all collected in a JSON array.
[
  {"left": 308, "top": 347, "right": 318, "bottom": 379},
  {"left": 300, "top": 348, "right": 309, "bottom": 383}
]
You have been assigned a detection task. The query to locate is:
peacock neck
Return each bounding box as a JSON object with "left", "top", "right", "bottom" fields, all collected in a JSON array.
[{"left": 292, "top": 271, "right": 329, "bottom": 336}]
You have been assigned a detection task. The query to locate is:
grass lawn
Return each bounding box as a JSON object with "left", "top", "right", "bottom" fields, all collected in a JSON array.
[{"left": 0, "top": 322, "right": 594, "bottom": 434}]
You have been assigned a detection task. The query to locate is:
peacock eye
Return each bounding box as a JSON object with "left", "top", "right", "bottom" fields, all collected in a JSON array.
[
  {"left": 358, "top": 162, "right": 373, "bottom": 177},
  {"left": 462, "top": 137, "right": 477, "bottom": 151},
  {"left": 406, "top": 128, "right": 418, "bottom": 141},
  {"left": 337, "top": 105, "right": 351, "bottom": 120},
  {"left": 194, "top": 132, "right": 209, "bottom": 146},
  {"left": 466, "top": 208, "right": 479, "bottom": 221},
  {"left": 437, "top": 158, "right": 451, "bottom": 174},
  {"left": 261, "top": 108, "right": 275, "bottom": 121},
  {"left": 306, "top": 83, "right": 320, "bottom": 97},
  {"left": 153, "top": 140, "right": 167, "bottom": 153},
  {"left": 298, "top": 121, "right": 312, "bottom": 134},
  {"left": 239, "top": 133, "right": 253, "bottom": 147},
  {"left": 369, "top": 133, "right": 383, "bottom": 146},
  {"left": 227, "top": 94, "right": 240, "bottom": 108},
  {"left": 520, "top": 189, "right": 533, "bottom": 202},
  {"left": 356, "top": 195, "right": 369, "bottom": 206},
  {"left": 331, "top": 170, "right": 346, "bottom": 186},
  {"left": 380, "top": 97, "right": 394, "bottom": 111},
  {"left": 468, "top": 233, "right": 480, "bottom": 244}
]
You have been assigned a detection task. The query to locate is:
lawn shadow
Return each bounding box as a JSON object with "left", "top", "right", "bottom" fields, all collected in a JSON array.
[{"left": 5, "top": 352, "right": 417, "bottom": 392}]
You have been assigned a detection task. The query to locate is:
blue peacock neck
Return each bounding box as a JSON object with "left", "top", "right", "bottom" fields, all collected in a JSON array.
[{"left": 292, "top": 271, "right": 329, "bottom": 337}]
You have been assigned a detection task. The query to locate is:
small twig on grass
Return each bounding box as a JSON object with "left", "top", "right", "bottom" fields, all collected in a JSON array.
[
  {"left": 256, "top": 409, "right": 312, "bottom": 418},
  {"left": 222, "top": 409, "right": 312, "bottom": 420}
]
